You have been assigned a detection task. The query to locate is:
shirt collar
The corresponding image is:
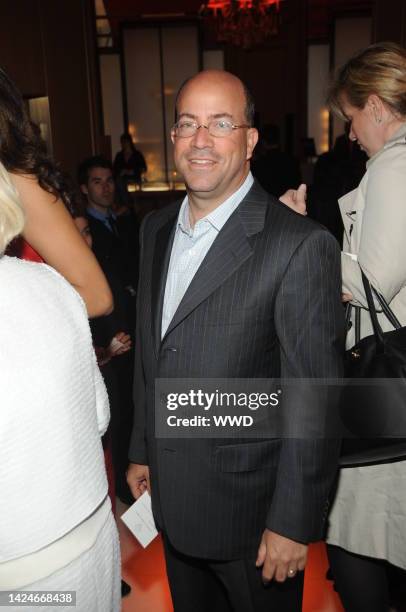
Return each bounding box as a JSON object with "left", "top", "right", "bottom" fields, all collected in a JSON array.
[
  {"left": 87, "top": 206, "right": 115, "bottom": 222},
  {"left": 177, "top": 172, "right": 254, "bottom": 235}
]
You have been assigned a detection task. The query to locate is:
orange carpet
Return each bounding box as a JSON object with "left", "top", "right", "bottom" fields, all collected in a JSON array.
[{"left": 118, "top": 500, "right": 344, "bottom": 612}]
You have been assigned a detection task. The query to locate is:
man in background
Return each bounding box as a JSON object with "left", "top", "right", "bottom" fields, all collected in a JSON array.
[
  {"left": 252, "top": 123, "right": 301, "bottom": 198},
  {"left": 78, "top": 156, "right": 138, "bottom": 506}
]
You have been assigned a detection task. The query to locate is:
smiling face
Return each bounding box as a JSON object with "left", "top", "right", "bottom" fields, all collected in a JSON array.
[
  {"left": 340, "top": 95, "right": 385, "bottom": 157},
  {"left": 172, "top": 71, "right": 258, "bottom": 217}
]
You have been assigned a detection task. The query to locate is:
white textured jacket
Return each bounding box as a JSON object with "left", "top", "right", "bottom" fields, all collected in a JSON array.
[
  {"left": 340, "top": 122, "right": 406, "bottom": 347},
  {"left": 0, "top": 256, "right": 109, "bottom": 562}
]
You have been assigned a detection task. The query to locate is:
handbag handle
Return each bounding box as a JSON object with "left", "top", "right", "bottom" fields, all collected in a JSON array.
[
  {"left": 343, "top": 269, "right": 400, "bottom": 346},
  {"left": 360, "top": 270, "right": 401, "bottom": 352},
  {"left": 371, "top": 286, "right": 401, "bottom": 329},
  {"left": 345, "top": 302, "right": 361, "bottom": 344}
]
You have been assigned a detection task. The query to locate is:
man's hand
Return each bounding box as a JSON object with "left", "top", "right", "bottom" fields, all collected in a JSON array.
[
  {"left": 108, "top": 331, "right": 132, "bottom": 358},
  {"left": 256, "top": 529, "right": 308, "bottom": 583},
  {"left": 127, "top": 463, "right": 150, "bottom": 499},
  {"left": 279, "top": 183, "right": 307, "bottom": 216},
  {"left": 342, "top": 292, "right": 353, "bottom": 303}
]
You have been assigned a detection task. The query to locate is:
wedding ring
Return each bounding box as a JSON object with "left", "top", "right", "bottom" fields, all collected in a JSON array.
[{"left": 288, "top": 569, "right": 296, "bottom": 577}]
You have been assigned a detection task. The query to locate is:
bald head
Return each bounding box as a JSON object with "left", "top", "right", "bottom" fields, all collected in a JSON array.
[
  {"left": 171, "top": 68, "right": 258, "bottom": 218},
  {"left": 175, "top": 70, "right": 255, "bottom": 127}
]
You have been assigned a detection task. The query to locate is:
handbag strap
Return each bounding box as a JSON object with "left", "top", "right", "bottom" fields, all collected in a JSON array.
[
  {"left": 345, "top": 302, "right": 352, "bottom": 328},
  {"left": 371, "top": 286, "right": 401, "bottom": 329},
  {"left": 354, "top": 304, "right": 361, "bottom": 343},
  {"left": 345, "top": 302, "right": 361, "bottom": 344},
  {"left": 361, "top": 271, "right": 385, "bottom": 351},
  {"left": 344, "top": 270, "right": 400, "bottom": 345}
]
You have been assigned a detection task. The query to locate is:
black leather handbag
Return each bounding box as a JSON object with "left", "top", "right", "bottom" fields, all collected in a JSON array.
[{"left": 340, "top": 270, "right": 406, "bottom": 466}]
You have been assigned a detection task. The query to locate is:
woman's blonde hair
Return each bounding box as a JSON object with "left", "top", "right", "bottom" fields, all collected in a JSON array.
[
  {"left": 0, "top": 162, "right": 24, "bottom": 254},
  {"left": 328, "top": 42, "right": 406, "bottom": 120}
]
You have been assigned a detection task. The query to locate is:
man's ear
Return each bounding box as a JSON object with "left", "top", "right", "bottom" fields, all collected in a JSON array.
[
  {"left": 246, "top": 128, "right": 259, "bottom": 161},
  {"left": 80, "top": 184, "right": 88, "bottom": 196}
]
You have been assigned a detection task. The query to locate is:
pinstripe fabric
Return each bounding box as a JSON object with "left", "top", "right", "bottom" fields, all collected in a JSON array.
[
  {"left": 162, "top": 173, "right": 254, "bottom": 337},
  {"left": 129, "top": 180, "right": 344, "bottom": 560}
]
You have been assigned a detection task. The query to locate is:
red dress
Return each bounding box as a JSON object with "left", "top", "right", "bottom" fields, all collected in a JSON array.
[{"left": 7, "top": 236, "right": 44, "bottom": 262}]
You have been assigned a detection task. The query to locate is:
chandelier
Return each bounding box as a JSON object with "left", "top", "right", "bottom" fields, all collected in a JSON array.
[{"left": 200, "top": 0, "right": 282, "bottom": 49}]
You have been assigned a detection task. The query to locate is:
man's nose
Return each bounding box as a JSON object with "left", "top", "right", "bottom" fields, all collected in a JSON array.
[{"left": 191, "top": 125, "right": 214, "bottom": 148}]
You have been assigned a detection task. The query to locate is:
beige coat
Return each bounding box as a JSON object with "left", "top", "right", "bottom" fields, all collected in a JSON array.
[
  {"left": 327, "top": 124, "right": 406, "bottom": 569},
  {"left": 340, "top": 122, "right": 406, "bottom": 347}
]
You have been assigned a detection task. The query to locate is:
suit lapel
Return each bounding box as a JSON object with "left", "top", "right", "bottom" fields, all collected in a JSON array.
[
  {"left": 151, "top": 208, "right": 178, "bottom": 355},
  {"left": 163, "top": 181, "right": 268, "bottom": 341},
  {"left": 338, "top": 188, "right": 357, "bottom": 246},
  {"left": 339, "top": 176, "right": 367, "bottom": 250}
]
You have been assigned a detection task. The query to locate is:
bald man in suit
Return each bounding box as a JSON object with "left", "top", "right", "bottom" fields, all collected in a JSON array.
[{"left": 127, "top": 70, "right": 343, "bottom": 611}]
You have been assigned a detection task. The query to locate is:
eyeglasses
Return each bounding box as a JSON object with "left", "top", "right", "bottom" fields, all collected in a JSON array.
[{"left": 172, "top": 119, "right": 250, "bottom": 138}]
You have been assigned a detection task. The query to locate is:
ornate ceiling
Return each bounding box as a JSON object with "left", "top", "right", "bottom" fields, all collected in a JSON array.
[{"left": 102, "top": 0, "right": 374, "bottom": 44}]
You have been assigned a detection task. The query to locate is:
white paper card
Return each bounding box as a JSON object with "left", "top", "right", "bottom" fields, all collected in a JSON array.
[{"left": 120, "top": 492, "right": 158, "bottom": 548}]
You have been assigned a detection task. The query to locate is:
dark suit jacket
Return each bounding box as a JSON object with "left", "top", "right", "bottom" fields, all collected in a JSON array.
[
  {"left": 252, "top": 149, "right": 302, "bottom": 198},
  {"left": 129, "top": 180, "right": 344, "bottom": 560},
  {"left": 87, "top": 212, "right": 138, "bottom": 289},
  {"left": 87, "top": 212, "right": 139, "bottom": 332}
]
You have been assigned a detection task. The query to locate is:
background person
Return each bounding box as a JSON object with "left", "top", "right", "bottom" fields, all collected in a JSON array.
[
  {"left": 0, "top": 162, "right": 120, "bottom": 611},
  {"left": 326, "top": 41, "right": 406, "bottom": 612},
  {"left": 282, "top": 41, "right": 406, "bottom": 612},
  {"left": 307, "top": 125, "right": 367, "bottom": 247},
  {"left": 251, "top": 123, "right": 302, "bottom": 198},
  {"left": 73, "top": 210, "right": 132, "bottom": 599},
  {"left": 113, "top": 132, "right": 147, "bottom": 191},
  {"left": 78, "top": 156, "right": 138, "bottom": 505},
  {"left": 78, "top": 155, "right": 139, "bottom": 309}
]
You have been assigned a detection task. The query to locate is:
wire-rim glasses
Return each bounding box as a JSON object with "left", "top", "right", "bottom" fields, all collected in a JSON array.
[{"left": 172, "top": 119, "right": 250, "bottom": 138}]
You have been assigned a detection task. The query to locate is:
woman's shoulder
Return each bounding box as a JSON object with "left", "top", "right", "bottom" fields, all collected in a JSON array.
[
  {"left": 364, "top": 143, "right": 406, "bottom": 197},
  {"left": 371, "top": 139, "right": 406, "bottom": 172},
  {"left": 9, "top": 172, "right": 56, "bottom": 205},
  {"left": 0, "top": 255, "right": 85, "bottom": 313},
  {"left": 9, "top": 171, "right": 38, "bottom": 193},
  {"left": 1, "top": 254, "right": 60, "bottom": 286}
]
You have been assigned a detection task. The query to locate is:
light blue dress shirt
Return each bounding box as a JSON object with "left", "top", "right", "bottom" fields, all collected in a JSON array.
[
  {"left": 87, "top": 206, "right": 116, "bottom": 232},
  {"left": 161, "top": 172, "right": 254, "bottom": 338}
]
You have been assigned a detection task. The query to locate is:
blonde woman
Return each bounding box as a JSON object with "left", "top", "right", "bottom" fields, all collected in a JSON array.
[
  {"left": 283, "top": 42, "right": 406, "bottom": 611},
  {"left": 0, "top": 162, "right": 120, "bottom": 611}
]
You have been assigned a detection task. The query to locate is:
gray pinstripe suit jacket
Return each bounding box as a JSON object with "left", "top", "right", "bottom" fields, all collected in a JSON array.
[{"left": 129, "top": 180, "right": 344, "bottom": 560}]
